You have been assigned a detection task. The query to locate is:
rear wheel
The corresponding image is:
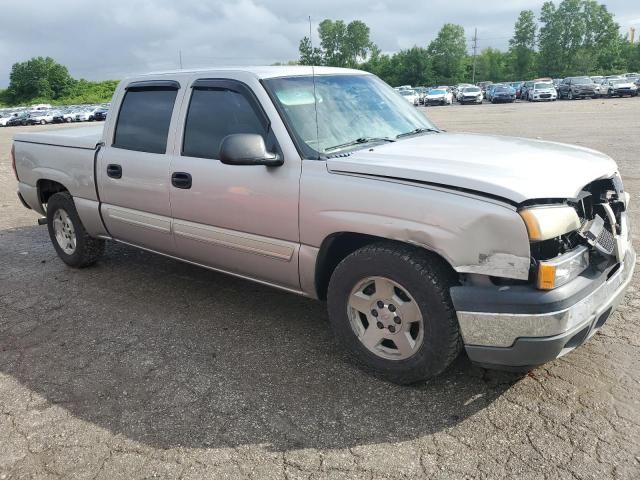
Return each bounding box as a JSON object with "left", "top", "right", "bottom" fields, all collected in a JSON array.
[
  {"left": 46, "top": 192, "right": 105, "bottom": 268},
  {"left": 327, "top": 242, "right": 461, "bottom": 384}
]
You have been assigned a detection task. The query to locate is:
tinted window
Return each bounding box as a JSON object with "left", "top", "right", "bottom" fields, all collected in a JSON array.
[
  {"left": 113, "top": 88, "right": 177, "bottom": 154},
  {"left": 183, "top": 88, "right": 267, "bottom": 159}
]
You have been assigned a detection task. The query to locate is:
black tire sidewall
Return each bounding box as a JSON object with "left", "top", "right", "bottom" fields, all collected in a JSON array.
[
  {"left": 46, "top": 193, "right": 93, "bottom": 267},
  {"left": 327, "top": 246, "right": 459, "bottom": 382}
]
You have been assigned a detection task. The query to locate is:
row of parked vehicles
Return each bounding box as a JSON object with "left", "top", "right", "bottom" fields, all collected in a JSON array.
[
  {"left": 396, "top": 72, "right": 639, "bottom": 107},
  {"left": 0, "top": 104, "right": 109, "bottom": 127}
]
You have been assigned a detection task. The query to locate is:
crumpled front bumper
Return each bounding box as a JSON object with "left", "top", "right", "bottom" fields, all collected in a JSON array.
[{"left": 451, "top": 244, "right": 636, "bottom": 369}]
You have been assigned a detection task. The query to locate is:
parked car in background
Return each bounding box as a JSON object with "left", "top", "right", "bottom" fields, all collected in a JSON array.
[
  {"left": 453, "top": 83, "right": 473, "bottom": 99},
  {"left": 477, "top": 81, "right": 493, "bottom": 95},
  {"left": 603, "top": 78, "right": 638, "bottom": 97},
  {"left": 489, "top": 85, "right": 516, "bottom": 103},
  {"left": 29, "top": 110, "right": 55, "bottom": 125},
  {"left": 520, "top": 81, "right": 535, "bottom": 100},
  {"left": 509, "top": 81, "right": 524, "bottom": 99},
  {"left": 93, "top": 108, "right": 109, "bottom": 121},
  {"left": 558, "top": 77, "right": 598, "bottom": 99},
  {"left": 424, "top": 88, "right": 453, "bottom": 106},
  {"left": 76, "top": 108, "right": 99, "bottom": 122},
  {"left": 7, "top": 112, "right": 31, "bottom": 126},
  {"left": 0, "top": 113, "right": 17, "bottom": 126},
  {"left": 527, "top": 81, "right": 558, "bottom": 102},
  {"left": 398, "top": 89, "right": 420, "bottom": 105},
  {"left": 457, "top": 86, "right": 483, "bottom": 104},
  {"left": 484, "top": 84, "right": 496, "bottom": 102}
]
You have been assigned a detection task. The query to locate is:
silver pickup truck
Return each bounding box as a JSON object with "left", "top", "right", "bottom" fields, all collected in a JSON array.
[{"left": 12, "top": 67, "right": 635, "bottom": 384}]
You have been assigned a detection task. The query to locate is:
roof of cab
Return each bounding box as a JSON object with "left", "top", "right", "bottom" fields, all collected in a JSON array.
[{"left": 137, "top": 66, "right": 368, "bottom": 80}]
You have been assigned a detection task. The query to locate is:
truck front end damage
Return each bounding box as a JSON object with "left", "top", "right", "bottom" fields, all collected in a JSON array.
[{"left": 451, "top": 174, "right": 635, "bottom": 369}]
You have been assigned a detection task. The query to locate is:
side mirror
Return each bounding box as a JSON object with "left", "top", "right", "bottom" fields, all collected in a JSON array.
[{"left": 219, "top": 134, "right": 283, "bottom": 167}]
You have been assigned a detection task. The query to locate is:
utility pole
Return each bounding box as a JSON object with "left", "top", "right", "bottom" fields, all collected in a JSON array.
[
  {"left": 179, "top": 50, "right": 183, "bottom": 70},
  {"left": 471, "top": 28, "right": 478, "bottom": 84}
]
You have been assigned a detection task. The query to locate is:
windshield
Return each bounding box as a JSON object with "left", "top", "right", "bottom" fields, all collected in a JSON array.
[
  {"left": 534, "top": 82, "right": 553, "bottom": 89},
  {"left": 263, "top": 74, "right": 435, "bottom": 157},
  {"left": 399, "top": 90, "right": 415, "bottom": 96},
  {"left": 429, "top": 89, "right": 446, "bottom": 94},
  {"left": 463, "top": 87, "right": 480, "bottom": 93},
  {"left": 572, "top": 77, "right": 593, "bottom": 85}
]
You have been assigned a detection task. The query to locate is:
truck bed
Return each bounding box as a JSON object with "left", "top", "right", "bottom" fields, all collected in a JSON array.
[{"left": 13, "top": 125, "right": 104, "bottom": 150}]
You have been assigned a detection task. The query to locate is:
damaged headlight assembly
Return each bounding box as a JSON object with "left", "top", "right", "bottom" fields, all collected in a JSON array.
[{"left": 519, "top": 205, "right": 588, "bottom": 290}]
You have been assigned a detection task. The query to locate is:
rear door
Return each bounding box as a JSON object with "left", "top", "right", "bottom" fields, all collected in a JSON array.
[
  {"left": 168, "top": 75, "right": 302, "bottom": 290},
  {"left": 97, "top": 80, "right": 183, "bottom": 254}
]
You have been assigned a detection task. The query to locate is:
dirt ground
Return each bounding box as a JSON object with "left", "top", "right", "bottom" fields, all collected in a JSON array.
[{"left": 1, "top": 98, "right": 639, "bottom": 479}]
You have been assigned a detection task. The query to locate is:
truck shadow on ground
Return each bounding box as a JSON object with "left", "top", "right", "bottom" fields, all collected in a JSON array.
[{"left": 0, "top": 226, "right": 521, "bottom": 451}]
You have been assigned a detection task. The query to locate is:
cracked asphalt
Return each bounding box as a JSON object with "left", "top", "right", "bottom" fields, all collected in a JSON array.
[{"left": 1, "top": 98, "right": 639, "bottom": 479}]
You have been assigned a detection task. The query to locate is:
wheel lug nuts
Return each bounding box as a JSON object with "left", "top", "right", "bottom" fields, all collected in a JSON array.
[
  {"left": 394, "top": 317, "right": 401, "bottom": 324},
  {"left": 376, "top": 322, "right": 384, "bottom": 329},
  {"left": 371, "top": 310, "right": 378, "bottom": 317},
  {"left": 388, "top": 325, "right": 396, "bottom": 333},
  {"left": 376, "top": 301, "right": 385, "bottom": 308},
  {"left": 388, "top": 304, "right": 396, "bottom": 312}
]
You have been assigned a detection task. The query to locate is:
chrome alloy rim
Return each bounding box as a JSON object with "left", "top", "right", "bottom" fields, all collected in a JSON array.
[
  {"left": 52, "top": 209, "right": 76, "bottom": 255},
  {"left": 347, "top": 276, "right": 424, "bottom": 360}
]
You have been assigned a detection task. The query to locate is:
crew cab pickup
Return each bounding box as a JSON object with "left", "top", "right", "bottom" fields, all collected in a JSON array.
[{"left": 12, "top": 67, "right": 635, "bottom": 384}]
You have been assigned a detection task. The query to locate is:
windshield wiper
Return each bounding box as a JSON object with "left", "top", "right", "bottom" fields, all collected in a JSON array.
[
  {"left": 324, "top": 137, "right": 396, "bottom": 152},
  {"left": 396, "top": 127, "right": 440, "bottom": 139}
]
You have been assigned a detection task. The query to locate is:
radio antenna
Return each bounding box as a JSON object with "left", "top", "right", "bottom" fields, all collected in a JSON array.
[{"left": 309, "top": 15, "right": 320, "bottom": 158}]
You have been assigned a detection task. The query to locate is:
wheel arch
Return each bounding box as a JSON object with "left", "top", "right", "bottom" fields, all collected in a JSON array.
[
  {"left": 37, "top": 178, "right": 70, "bottom": 206},
  {"left": 313, "top": 232, "right": 457, "bottom": 300}
]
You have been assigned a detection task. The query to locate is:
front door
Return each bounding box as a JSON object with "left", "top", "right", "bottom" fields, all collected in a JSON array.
[{"left": 168, "top": 76, "right": 302, "bottom": 290}]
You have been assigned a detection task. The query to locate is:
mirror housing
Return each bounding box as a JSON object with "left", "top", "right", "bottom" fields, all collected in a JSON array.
[{"left": 219, "top": 134, "right": 282, "bottom": 167}]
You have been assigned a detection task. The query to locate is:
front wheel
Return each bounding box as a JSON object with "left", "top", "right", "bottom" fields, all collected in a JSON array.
[
  {"left": 327, "top": 242, "right": 461, "bottom": 384},
  {"left": 46, "top": 192, "right": 105, "bottom": 268}
]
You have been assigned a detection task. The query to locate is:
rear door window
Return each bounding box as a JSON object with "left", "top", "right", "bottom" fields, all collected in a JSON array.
[{"left": 113, "top": 87, "right": 178, "bottom": 154}]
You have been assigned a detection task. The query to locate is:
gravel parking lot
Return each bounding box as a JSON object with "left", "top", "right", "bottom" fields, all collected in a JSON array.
[{"left": 1, "top": 98, "right": 639, "bottom": 479}]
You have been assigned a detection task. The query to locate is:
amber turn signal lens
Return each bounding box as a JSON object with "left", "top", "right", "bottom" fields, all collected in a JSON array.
[{"left": 537, "top": 263, "right": 557, "bottom": 290}]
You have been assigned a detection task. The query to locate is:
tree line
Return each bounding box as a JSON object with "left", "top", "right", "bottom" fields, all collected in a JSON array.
[
  {"left": 299, "top": 0, "right": 640, "bottom": 86},
  {"left": 0, "top": 57, "right": 118, "bottom": 107}
]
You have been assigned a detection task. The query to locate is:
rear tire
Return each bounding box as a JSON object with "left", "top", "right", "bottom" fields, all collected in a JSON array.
[
  {"left": 46, "top": 192, "right": 105, "bottom": 268},
  {"left": 327, "top": 242, "right": 462, "bottom": 384}
]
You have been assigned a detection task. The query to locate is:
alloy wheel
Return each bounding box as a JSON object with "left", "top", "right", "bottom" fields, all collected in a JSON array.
[
  {"left": 347, "top": 276, "right": 424, "bottom": 361},
  {"left": 52, "top": 209, "right": 77, "bottom": 255}
]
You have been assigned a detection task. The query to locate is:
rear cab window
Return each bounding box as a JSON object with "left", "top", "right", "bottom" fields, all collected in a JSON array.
[{"left": 112, "top": 80, "right": 180, "bottom": 154}]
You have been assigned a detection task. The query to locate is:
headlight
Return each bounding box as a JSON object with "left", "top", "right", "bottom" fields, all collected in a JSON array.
[
  {"left": 519, "top": 205, "right": 581, "bottom": 242},
  {"left": 537, "top": 245, "right": 589, "bottom": 290}
]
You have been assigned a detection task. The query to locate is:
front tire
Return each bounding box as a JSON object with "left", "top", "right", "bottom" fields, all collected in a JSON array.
[
  {"left": 327, "top": 242, "right": 461, "bottom": 384},
  {"left": 46, "top": 192, "right": 105, "bottom": 268}
]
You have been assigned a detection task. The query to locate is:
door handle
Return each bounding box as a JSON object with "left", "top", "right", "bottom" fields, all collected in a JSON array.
[
  {"left": 171, "top": 172, "right": 192, "bottom": 189},
  {"left": 106, "top": 164, "right": 122, "bottom": 179}
]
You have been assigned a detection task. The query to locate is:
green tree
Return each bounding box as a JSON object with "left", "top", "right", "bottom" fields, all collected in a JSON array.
[
  {"left": 298, "top": 37, "right": 324, "bottom": 66},
  {"left": 299, "top": 19, "right": 376, "bottom": 67},
  {"left": 6, "top": 57, "right": 75, "bottom": 104},
  {"left": 509, "top": 10, "right": 537, "bottom": 79},
  {"left": 392, "top": 47, "right": 432, "bottom": 86},
  {"left": 537, "top": 0, "right": 621, "bottom": 76},
  {"left": 476, "top": 48, "right": 508, "bottom": 81},
  {"left": 427, "top": 24, "right": 468, "bottom": 84}
]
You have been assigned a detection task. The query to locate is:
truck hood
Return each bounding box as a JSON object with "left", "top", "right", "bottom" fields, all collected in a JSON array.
[{"left": 326, "top": 132, "right": 618, "bottom": 203}]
